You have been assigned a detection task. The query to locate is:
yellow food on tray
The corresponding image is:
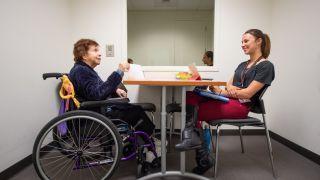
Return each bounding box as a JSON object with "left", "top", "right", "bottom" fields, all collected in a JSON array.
[{"left": 176, "top": 72, "right": 192, "bottom": 80}]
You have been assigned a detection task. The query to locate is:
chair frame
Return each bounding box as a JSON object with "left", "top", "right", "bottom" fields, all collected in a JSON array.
[
  {"left": 166, "top": 102, "right": 181, "bottom": 151},
  {"left": 209, "top": 87, "right": 276, "bottom": 178}
]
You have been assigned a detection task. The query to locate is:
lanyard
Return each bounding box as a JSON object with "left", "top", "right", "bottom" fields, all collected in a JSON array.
[{"left": 240, "top": 56, "right": 264, "bottom": 87}]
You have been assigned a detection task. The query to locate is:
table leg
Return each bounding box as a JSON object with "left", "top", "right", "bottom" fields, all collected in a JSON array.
[
  {"left": 180, "top": 86, "right": 186, "bottom": 173},
  {"left": 138, "top": 86, "right": 210, "bottom": 180},
  {"left": 161, "top": 86, "right": 167, "bottom": 174}
]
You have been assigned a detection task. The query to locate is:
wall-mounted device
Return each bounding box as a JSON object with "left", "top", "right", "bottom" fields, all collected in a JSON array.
[{"left": 106, "top": 44, "right": 114, "bottom": 57}]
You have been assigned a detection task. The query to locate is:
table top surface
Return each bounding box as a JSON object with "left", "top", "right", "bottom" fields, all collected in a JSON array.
[{"left": 123, "top": 79, "right": 227, "bottom": 86}]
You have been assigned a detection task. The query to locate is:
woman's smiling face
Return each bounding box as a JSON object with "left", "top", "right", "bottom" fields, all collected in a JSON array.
[{"left": 241, "top": 33, "right": 261, "bottom": 55}]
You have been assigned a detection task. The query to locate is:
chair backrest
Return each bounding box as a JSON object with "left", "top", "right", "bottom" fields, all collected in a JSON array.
[{"left": 250, "top": 86, "right": 268, "bottom": 114}]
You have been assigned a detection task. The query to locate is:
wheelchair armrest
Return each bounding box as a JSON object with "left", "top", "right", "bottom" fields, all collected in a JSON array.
[{"left": 80, "top": 97, "right": 130, "bottom": 108}]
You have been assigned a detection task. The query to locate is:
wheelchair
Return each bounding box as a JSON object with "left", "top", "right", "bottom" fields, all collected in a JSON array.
[{"left": 32, "top": 73, "right": 160, "bottom": 180}]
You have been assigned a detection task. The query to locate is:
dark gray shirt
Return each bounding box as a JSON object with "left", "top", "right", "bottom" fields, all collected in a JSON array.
[{"left": 232, "top": 60, "right": 275, "bottom": 105}]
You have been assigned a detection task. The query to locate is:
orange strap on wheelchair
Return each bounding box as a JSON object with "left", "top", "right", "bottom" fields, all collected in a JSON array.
[{"left": 59, "top": 75, "right": 80, "bottom": 108}]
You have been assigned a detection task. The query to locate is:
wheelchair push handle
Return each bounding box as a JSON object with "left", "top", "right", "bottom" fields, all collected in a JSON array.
[{"left": 42, "top": 73, "right": 66, "bottom": 80}]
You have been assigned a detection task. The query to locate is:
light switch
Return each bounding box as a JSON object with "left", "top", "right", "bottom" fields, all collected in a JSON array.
[{"left": 106, "top": 44, "right": 114, "bottom": 57}]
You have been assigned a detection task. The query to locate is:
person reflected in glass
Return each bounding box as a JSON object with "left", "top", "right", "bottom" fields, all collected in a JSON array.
[{"left": 202, "top": 51, "right": 213, "bottom": 66}]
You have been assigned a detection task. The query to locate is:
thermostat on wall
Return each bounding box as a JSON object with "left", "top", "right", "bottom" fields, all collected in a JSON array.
[{"left": 106, "top": 44, "right": 114, "bottom": 57}]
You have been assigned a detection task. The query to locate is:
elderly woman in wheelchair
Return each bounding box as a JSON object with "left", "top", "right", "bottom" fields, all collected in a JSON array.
[{"left": 32, "top": 39, "right": 159, "bottom": 180}]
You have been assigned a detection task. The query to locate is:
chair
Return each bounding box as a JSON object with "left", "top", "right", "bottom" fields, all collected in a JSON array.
[
  {"left": 208, "top": 87, "right": 276, "bottom": 178},
  {"left": 166, "top": 102, "right": 181, "bottom": 150}
]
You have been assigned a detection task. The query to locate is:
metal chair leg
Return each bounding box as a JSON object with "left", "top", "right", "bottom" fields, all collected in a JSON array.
[
  {"left": 239, "top": 126, "right": 245, "bottom": 153},
  {"left": 168, "top": 113, "right": 173, "bottom": 152},
  {"left": 263, "top": 114, "right": 277, "bottom": 178},
  {"left": 151, "top": 112, "right": 155, "bottom": 124},
  {"left": 209, "top": 128, "right": 215, "bottom": 176},
  {"left": 171, "top": 113, "right": 175, "bottom": 138},
  {"left": 150, "top": 112, "right": 155, "bottom": 134},
  {"left": 214, "top": 125, "right": 220, "bottom": 178}
]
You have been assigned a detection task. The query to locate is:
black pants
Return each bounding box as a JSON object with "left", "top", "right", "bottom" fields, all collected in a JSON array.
[{"left": 105, "top": 103, "right": 155, "bottom": 135}]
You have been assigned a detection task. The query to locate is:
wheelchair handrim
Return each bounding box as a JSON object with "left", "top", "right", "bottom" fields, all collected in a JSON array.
[{"left": 35, "top": 115, "right": 120, "bottom": 180}]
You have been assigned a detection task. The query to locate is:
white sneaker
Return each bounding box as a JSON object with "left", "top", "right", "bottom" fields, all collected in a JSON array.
[
  {"left": 153, "top": 137, "right": 167, "bottom": 157},
  {"left": 146, "top": 150, "right": 156, "bottom": 163}
]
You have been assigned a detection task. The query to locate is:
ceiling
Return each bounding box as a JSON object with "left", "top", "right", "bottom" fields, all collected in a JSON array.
[{"left": 127, "top": 0, "right": 214, "bottom": 10}]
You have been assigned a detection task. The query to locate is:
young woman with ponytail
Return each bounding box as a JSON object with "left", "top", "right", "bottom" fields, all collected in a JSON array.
[{"left": 175, "top": 29, "right": 275, "bottom": 175}]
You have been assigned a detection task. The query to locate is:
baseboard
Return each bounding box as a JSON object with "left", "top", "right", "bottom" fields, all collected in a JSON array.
[
  {"left": 154, "top": 128, "right": 265, "bottom": 136},
  {"left": 269, "top": 131, "right": 320, "bottom": 166},
  {"left": 1, "top": 129, "right": 319, "bottom": 179},
  {"left": 0, "top": 155, "right": 32, "bottom": 180},
  {"left": 0, "top": 141, "right": 55, "bottom": 180}
]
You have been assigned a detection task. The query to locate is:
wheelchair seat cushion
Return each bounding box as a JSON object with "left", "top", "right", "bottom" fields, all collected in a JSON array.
[
  {"left": 105, "top": 103, "right": 155, "bottom": 136},
  {"left": 132, "top": 103, "right": 156, "bottom": 112}
]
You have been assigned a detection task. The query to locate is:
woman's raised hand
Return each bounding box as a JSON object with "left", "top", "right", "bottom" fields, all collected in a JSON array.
[
  {"left": 116, "top": 88, "right": 127, "bottom": 98},
  {"left": 118, "top": 61, "right": 130, "bottom": 72}
]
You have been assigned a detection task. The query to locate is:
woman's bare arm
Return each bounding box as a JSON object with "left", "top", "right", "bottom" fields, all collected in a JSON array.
[
  {"left": 226, "top": 76, "right": 233, "bottom": 88},
  {"left": 229, "top": 80, "right": 264, "bottom": 99},
  {"left": 225, "top": 75, "right": 241, "bottom": 97},
  {"left": 213, "top": 80, "right": 264, "bottom": 99}
]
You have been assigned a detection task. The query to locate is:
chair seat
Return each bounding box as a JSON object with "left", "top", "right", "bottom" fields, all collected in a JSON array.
[
  {"left": 133, "top": 103, "right": 156, "bottom": 112},
  {"left": 166, "top": 103, "right": 181, "bottom": 113},
  {"left": 209, "top": 116, "right": 263, "bottom": 126}
]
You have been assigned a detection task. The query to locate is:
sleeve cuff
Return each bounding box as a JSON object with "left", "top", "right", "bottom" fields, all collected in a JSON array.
[{"left": 115, "top": 69, "right": 124, "bottom": 77}]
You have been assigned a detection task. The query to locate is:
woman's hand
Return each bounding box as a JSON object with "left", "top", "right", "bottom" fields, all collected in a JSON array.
[
  {"left": 116, "top": 88, "right": 127, "bottom": 98},
  {"left": 226, "top": 85, "right": 241, "bottom": 98},
  {"left": 118, "top": 61, "right": 130, "bottom": 72},
  {"left": 226, "top": 84, "right": 241, "bottom": 91},
  {"left": 210, "top": 86, "right": 222, "bottom": 94}
]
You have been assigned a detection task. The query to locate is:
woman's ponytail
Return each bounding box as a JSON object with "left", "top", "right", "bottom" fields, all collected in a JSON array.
[
  {"left": 262, "top": 33, "right": 271, "bottom": 59},
  {"left": 245, "top": 29, "right": 271, "bottom": 59}
]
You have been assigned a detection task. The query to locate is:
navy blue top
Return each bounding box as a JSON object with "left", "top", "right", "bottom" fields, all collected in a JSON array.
[{"left": 69, "top": 61, "right": 123, "bottom": 101}]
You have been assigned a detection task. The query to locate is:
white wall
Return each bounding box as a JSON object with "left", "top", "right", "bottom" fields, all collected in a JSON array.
[
  {"left": 214, "top": 0, "right": 320, "bottom": 155},
  {"left": 128, "top": 10, "right": 213, "bottom": 66},
  {"left": 0, "top": 0, "right": 72, "bottom": 172},
  {"left": 69, "top": 0, "right": 127, "bottom": 79},
  {"left": 0, "top": 0, "right": 127, "bottom": 173},
  {"left": 268, "top": 0, "right": 320, "bottom": 155},
  {"left": 214, "top": 0, "right": 272, "bottom": 82}
]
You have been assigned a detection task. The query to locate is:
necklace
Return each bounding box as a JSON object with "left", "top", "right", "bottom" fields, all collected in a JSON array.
[{"left": 240, "top": 56, "right": 264, "bottom": 87}]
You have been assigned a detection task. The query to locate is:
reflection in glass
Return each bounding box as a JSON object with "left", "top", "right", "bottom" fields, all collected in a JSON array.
[{"left": 127, "top": 0, "right": 214, "bottom": 66}]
